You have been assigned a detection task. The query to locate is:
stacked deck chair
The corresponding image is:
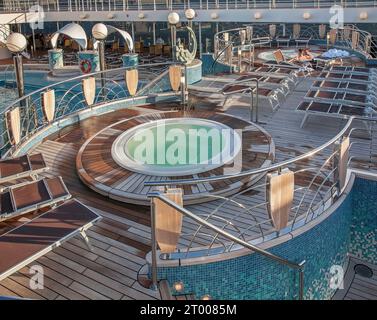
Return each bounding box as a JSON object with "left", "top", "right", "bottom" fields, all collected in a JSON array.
[
  {"left": 316, "top": 69, "right": 376, "bottom": 84},
  {"left": 245, "top": 65, "right": 302, "bottom": 85},
  {"left": 305, "top": 88, "right": 377, "bottom": 108},
  {"left": 235, "top": 73, "right": 296, "bottom": 96},
  {"left": 221, "top": 82, "right": 283, "bottom": 111},
  {"left": 312, "top": 80, "right": 377, "bottom": 96},
  {"left": 0, "top": 153, "right": 101, "bottom": 284},
  {"left": 297, "top": 77, "right": 377, "bottom": 127},
  {"left": 0, "top": 154, "right": 48, "bottom": 185},
  {"left": 0, "top": 176, "right": 71, "bottom": 222},
  {"left": 0, "top": 199, "right": 101, "bottom": 281},
  {"left": 324, "top": 66, "right": 377, "bottom": 75}
]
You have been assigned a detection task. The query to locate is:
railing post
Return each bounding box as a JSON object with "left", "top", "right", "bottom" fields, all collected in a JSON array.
[
  {"left": 298, "top": 260, "right": 305, "bottom": 300},
  {"left": 250, "top": 87, "right": 254, "bottom": 122},
  {"left": 254, "top": 79, "right": 259, "bottom": 123},
  {"left": 237, "top": 47, "right": 242, "bottom": 73},
  {"left": 150, "top": 198, "right": 158, "bottom": 291},
  {"left": 181, "top": 65, "right": 187, "bottom": 109}
]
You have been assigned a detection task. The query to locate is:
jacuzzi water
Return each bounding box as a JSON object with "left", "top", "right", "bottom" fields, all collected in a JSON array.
[
  {"left": 258, "top": 49, "right": 320, "bottom": 61},
  {"left": 112, "top": 118, "right": 242, "bottom": 176}
]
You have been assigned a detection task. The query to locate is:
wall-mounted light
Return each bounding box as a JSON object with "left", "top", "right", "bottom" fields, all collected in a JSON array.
[
  {"left": 79, "top": 13, "right": 88, "bottom": 19},
  {"left": 173, "top": 281, "right": 184, "bottom": 292},
  {"left": 107, "top": 13, "right": 116, "bottom": 19},
  {"left": 303, "top": 12, "right": 311, "bottom": 20},
  {"left": 211, "top": 12, "right": 219, "bottom": 20},
  {"left": 254, "top": 12, "right": 262, "bottom": 20},
  {"left": 138, "top": 12, "right": 145, "bottom": 19},
  {"left": 359, "top": 12, "right": 368, "bottom": 20},
  {"left": 201, "top": 294, "right": 212, "bottom": 300}
]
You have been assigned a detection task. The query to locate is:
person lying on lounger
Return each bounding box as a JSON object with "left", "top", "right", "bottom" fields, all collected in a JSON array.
[{"left": 296, "top": 48, "right": 313, "bottom": 62}]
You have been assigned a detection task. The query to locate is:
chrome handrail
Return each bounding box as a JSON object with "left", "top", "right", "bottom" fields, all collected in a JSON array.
[
  {"left": 149, "top": 192, "right": 306, "bottom": 300},
  {"left": 0, "top": 61, "right": 185, "bottom": 157},
  {"left": 1, "top": 61, "right": 179, "bottom": 115},
  {"left": 145, "top": 116, "right": 355, "bottom": 186}
]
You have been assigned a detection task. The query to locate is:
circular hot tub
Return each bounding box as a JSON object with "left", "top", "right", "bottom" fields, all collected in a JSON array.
[
  {"left": 111, "top": 118, "right": 242, "bottom": 176},
  {"left": 76, "top": 110, "right": 274, "bottom": 205},
  {"left": 258, "top": 49, "right": 320, "bottom": 61}
]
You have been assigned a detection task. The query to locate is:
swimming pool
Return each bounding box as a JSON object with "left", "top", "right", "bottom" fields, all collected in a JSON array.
[
  {"left": 0, "top": 71, "right": 80, "bottom": 111},
  {"left": 258, "top": 49, "right": 320, "bottom": 61},
  {"left": 157, "top": 176, "right": 377, "bottom": 300}
]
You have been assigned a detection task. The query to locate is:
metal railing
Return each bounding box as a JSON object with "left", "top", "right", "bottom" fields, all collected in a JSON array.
[
  {"left": 142, "top": 116, "right": 365, "bottom": 299},
  {"left": 0, "top": 61, "right": 186, "bottom": 157},
  {"left": 1, "top": 0, "right": 377, "bottom": 12},
  {"left": 144, "top": 116, "right": 353, "bottom": 259},
  {"left": 149, "top": 192, "right": 306, "bottom": 299},
  {"left": 214, "top": 24, "right": 377, "bottom": 67}
]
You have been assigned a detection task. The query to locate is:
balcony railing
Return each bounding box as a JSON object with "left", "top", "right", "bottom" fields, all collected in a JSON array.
[
  {"left": 0, "top": 61, "right": 186, "bottom": 157},
  {"left": 1, "top": 0, "right": 377, "bottom": 13}
]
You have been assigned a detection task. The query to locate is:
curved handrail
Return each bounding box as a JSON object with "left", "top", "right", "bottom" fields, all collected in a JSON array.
[
  {"left": 1, "top": 61, "right": 178, "bottom": 115},
  {"left": 149, "top": 192, "right": 306, "bottom": 299},
  {"left": 145, "top": 116, "right": 355, "bottom": 186}
]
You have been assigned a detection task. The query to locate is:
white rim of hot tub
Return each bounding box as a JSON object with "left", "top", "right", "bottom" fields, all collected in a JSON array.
[{"left": 111, "top": 118, "right": 242, "bottom": 176}]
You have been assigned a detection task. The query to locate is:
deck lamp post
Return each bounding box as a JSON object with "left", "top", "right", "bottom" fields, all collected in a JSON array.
[
  {"left": 92, "top": 23, "right": 108, "bottom": 89},
  {"left": 168, "top": 12, "right": 180, "bottom": 61},
  {"left": 6, "top": 33, "right": 27, "bottom": 100},
  {"left": 185, "top": 8, "right": 195, "bottom": 64},
  {"left": 185, "top": 8, "right": 195, "bottom": 29}
]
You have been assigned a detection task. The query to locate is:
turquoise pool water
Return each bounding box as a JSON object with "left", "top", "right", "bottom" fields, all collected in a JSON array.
[
  {"left": 157, "top": 177, "right": 377, "bottom": 300},
  {"left": 0, "top": 71, "right": 79, "bottom": 112},
  {"left": 112, "top": 118, "right": 241, "bottom": 176},
  {"left": 126, "top": 123, "right": 226, "bottom": 166}
]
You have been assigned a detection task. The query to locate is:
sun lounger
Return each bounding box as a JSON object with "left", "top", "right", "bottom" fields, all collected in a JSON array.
[
  {"left": 276, "top": 37, "right": 291, "bottom": 47},
  {"left": 0, "top": 199, "right": 101, "bottom": 281},
  {"left": 297, "top": 100, "right": 371, "bottom": 128},
  {"left": 221, "top": 84, "right": 282, "bottom": 110},
  {"left": 263, "top": 49, "right": 309, "bottom": 71},
  {"left": 235, "top": 74, "right": 294, "bottom": 96},
  {"left": 323, "top": 65, "right": 376, "bottom": 75},
  {"left": 305, "top": 89, "right": 375, "bottom": 107},
  {"left": 295, "top": 37, "right": 312, "bottom": 47},
  {"left": 312, "top": 80, "right": 374, "bottom": 94},
  {"left": 0, "top": 176, "right": 71, "bottom": 222},
  {"left": 316, "top": 71, "right": 374, "bottom": 83},
  {"left": 247, "top": 66, "right": 302, "bottom": 79},
  {"left": 0, "top": 154, "right": 48, "bottom": 184}
]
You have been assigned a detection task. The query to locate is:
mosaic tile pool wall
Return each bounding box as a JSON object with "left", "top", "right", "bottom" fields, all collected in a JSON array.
[
  {"left": 157, "top": 178, "right": 371, "bottom": 300},
  {"left": 349, "top": 178, "right": 377, "bottom": 264}
]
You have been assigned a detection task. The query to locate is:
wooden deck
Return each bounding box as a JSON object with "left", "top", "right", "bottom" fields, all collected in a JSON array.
[
  {"left": 1, "top": 58, "right": 376, "bottom": 299},
  {"left": 76, "top": 110, "right": 274, "bottom": 205},
  {"left": 333, "top": 256, "right": 377, "bottom": 300}
]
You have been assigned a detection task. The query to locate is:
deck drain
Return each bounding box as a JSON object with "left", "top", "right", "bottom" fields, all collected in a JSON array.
[{"left": 354, "top": 264, "right": 374, "bottom": 278}]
